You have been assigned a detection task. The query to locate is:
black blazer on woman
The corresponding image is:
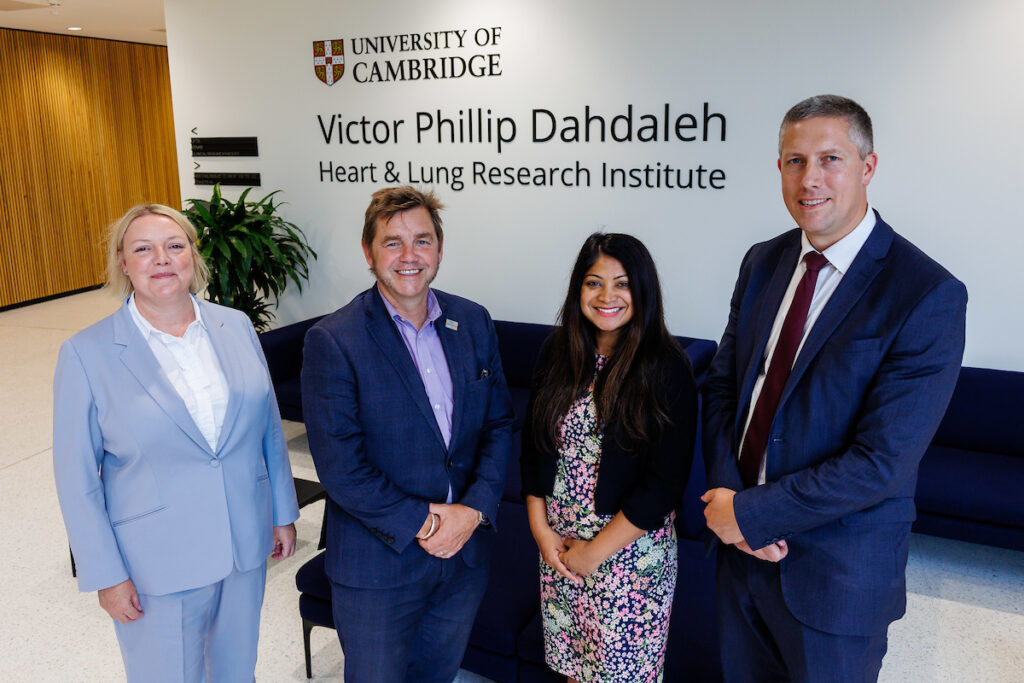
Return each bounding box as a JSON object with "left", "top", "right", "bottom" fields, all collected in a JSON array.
[{"left": 520, "top": 339, "right": 698, "bottom": 530}]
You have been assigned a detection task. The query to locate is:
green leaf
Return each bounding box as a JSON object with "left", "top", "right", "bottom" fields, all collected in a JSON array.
[
  {"left": 183, "top": 185, "right": 317, "bottom": 326},
  {"left": 229, "top": 237, "right": 249, "bottom": 260}
]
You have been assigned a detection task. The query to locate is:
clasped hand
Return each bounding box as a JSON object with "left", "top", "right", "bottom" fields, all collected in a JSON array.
[
  {"left": 418, "top": 503, "right": 480, "bottom": 558},
  {"left": 559, "top": 538, "right": 602, "bottom": 579},
  {"left": 532, "top": 524, "right": 585, "bottom": 585},
  {"left": 701, "top": 487, "right": 788, "bottom": 563}
]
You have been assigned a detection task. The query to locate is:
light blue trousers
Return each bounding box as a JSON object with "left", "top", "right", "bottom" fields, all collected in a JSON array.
[{"left": 113, "top": 562, "right": 267, "bottom": 683}]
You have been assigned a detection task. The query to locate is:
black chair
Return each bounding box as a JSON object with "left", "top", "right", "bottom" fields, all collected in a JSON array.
[{"left": 294, "top": 477, "right": 326, "bottom": 508}]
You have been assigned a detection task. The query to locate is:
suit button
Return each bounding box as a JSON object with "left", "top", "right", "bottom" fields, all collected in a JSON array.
[
  {"left": 209, "top": 459, "right": 220, "bottom": 468},
  {"left": 447, "top": 459, "right": 454, "bottom": 469}
]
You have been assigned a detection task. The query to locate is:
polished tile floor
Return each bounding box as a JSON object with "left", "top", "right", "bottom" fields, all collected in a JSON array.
[{"left": 1, "top": 289, "right": 1022, "bottom": 682}]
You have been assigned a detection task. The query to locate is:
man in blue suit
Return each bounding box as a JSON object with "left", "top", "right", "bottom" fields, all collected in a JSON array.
[
  {"left": 701, "top": 95, "right": 967, "bottom": 681},
  {"left": 302, "top": 186, "right": 514, "bottom": 682}
]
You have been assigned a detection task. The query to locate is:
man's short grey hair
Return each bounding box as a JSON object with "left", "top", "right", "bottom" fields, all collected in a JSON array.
[{"left": 778, "top": 94, "right": 873, "bottom": 159}]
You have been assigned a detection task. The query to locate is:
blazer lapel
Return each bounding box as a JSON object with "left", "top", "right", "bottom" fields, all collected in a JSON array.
[
  {"left": 201, "top": 302, "right": 244, "bottom": 452},
  {"left": 434, "top": 294, "right": 469, "bottom": 450},
  {"left": 363, "top": 289, "right": 446, "bottom": 449},
  {"left": 736, "top": 239, "right": 802, "bottom": 439},
  {"left": 781, "top": 217, "right": 894, "bottom": 404},
  {"left": 112, "top": 304, "right": 213, "bottom": 455}
]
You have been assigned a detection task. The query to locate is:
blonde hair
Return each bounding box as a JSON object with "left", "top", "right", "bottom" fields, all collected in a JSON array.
[{"left": 105, "top": 204, "right": 210, "bottom": 299}]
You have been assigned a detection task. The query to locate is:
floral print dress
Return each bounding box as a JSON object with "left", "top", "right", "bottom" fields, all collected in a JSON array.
[{"left": 540, "top": 356, "right": 678, "bottom": 683}]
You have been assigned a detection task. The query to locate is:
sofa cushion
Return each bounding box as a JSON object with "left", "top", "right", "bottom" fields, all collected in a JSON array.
[
  {"left": 258, "top": 315, "right": 325, "bottom": 384},
  {"left": 932, "top": 366, "right": 1024, "bottom": 456},
  {"left": 677, "top": 336, "right": 718, "bottom": 380},
  {"left": 298, "top": 593, "right": 335, "bottom": 629},
  {"left": 516, "top": 610, "right": 547, "bottom": 667},
  {"left": 916, "top": 445, "right": 1024, "bottom": 523},
  {"left": 274, "top": 377, "right": 304, "bottom": 421},
  {"left": 468, "top": 502, "right": 540, "bottom": 657},
  {"left": 913, "top": 512, "right": 1024, "bottom": 552},
  {"left": 295, "top": 551, "right": 331, "bottom": 601},
  {"left": 663, "top": 538, "right": 721, "bottom": 682},
  {"left": 518, "top": 659, "right": 563, "bottom": 683},
  {"left": 460, "top": 645, "right": 519, "bottom": 683},
  {"left": 503, "top": 430, "right": 524, "bottom": 504},
  {"left": 508, "top": 385, "right": 530, "bottom": 433},
  {"left": 676, "top": 416, "right": 709, "bottom": 541},
  {"left": 494, "top": 320, "right": 552, "bottom": 389}
]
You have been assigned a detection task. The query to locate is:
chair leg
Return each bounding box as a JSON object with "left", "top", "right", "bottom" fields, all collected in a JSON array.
[
  {"left": 70, "top": 546, "right": 77, "bottom": 578},
  {"left": 303, "top": 618, "right": 314, "bottom": 679}
]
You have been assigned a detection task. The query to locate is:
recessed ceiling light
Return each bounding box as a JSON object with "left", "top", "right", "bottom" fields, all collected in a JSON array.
[{"left": 67, "top": 26, "right": 82, "bottom": 31}]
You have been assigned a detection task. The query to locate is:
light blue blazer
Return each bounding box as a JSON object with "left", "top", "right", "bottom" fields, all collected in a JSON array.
[{"left": 53, "top": 299, "right": 300, "bottom": 596}]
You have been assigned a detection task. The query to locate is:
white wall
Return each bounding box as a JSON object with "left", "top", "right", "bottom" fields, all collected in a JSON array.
[{"left": 165, "top": 0, "right": 1024, "bottom": 371}]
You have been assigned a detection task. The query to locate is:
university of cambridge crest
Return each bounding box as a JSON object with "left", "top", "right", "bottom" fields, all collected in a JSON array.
[{"left": 313, "top": 40, "right": 345, "bottom": 85}]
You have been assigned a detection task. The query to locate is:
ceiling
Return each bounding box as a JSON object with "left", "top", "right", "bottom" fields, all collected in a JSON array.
[{"left": 0, "top": 0, "right": 166, "bottom": 45}]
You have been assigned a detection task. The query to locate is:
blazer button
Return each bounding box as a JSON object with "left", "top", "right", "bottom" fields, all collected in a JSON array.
[
  {"left": 446, "top": 458, "right": 454, "bottom": 469},
  {"left": 209, "top": 459, "right": 220, "bottom": 468}
]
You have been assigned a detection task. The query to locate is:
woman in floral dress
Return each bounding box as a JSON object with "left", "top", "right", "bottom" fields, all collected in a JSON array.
[{"left": 521, "top": 233, "right": 698, "bottom": 682}]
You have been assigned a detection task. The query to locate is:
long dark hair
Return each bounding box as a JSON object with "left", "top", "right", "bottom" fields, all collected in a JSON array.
[{"left": 530, "top": 232, "right": 683, "bottom": 453}]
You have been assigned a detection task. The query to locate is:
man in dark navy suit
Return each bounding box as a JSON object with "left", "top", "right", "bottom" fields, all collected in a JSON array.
[
  {"left": 701, "top": 95, "right": 967, "bottom": 681},
  {"left": 303, "top": 186, "right": 514, "bottom": 682}
]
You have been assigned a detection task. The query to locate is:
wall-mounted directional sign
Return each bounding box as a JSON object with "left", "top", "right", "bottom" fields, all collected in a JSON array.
[
  {"left": 190, "top": 137, "right": 259, "bottom": 157},
  {"left": 194, "top": 172, "right": 261, "bottom": 186}
]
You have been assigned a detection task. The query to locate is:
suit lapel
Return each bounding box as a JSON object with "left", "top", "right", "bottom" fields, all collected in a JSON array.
[
  {"left": 781, "top": 217, "right": 894, "bottom": 405},
  {"left": 201, "top": 302, "right": 244, "bottom": 452},
  {"left": 112, "top": 304, "right": 213, "bottom": 455},
  {"left": 435, "top": 293, "right": 468, "bottom": 450},
  {"left": 363, "top": 289, "right": 447, "bottom": 449},
  {"left": 736, "top": 238, "right": 802, "bottom": 439}
]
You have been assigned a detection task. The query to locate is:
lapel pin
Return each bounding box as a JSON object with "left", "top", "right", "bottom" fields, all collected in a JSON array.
[{"left": 445, "top": 319, "right": 459, "bottom": 331}]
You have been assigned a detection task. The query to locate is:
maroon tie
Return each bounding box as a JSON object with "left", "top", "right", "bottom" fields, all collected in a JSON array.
[{"left": 738, "top": 251, "right": 829, "bottom": 487}]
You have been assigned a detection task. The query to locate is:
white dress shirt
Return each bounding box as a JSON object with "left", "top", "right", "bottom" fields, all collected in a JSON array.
[
  {"left": 128, "top": 294, "right": 230, "bottom": 452},
  {"left": 740, "top": 205, "right": 876, "bottom": 484}
]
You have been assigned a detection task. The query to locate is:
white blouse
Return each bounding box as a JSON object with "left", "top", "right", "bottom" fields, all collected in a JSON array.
[{"left": 128, "top": 294, "right": 230, "bottom": 451}]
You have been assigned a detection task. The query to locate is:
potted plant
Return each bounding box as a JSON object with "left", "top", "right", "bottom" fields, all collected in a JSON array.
[{"left": 184, "top": 184, "right": 317, "bottom": 332}]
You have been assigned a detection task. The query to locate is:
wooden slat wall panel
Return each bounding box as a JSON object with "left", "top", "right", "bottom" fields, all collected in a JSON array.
[{"left": 0, "top": 29, "right": 180, "bottom": 308}]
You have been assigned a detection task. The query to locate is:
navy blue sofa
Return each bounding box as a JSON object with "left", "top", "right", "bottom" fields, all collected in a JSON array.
[
  {"left": 460, "top": 321, "right": 722, "bottom": 683},
  {"left": 272, "top": 313, "right": 1024, "bottom": 681},
  {"left": 912, "top": 366, "right": 1024, "bottom": 551},
  {"left": 259, "top": 315, "right": 325, "bottom": 422}
]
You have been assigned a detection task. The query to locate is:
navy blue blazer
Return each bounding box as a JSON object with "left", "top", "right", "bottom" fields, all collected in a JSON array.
[
  {"left": 302, "top": 287, "right": 515, "bottom": 589},
  {"left": 702, "top": 212, "right": 967, "bottom": 637}
]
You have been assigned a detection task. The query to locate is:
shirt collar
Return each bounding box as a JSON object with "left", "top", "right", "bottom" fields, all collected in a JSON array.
[
  {"left": 128, "top": 293, "right": 205, "bottom": 340},
  {"left": 800, "top": 203, "right": 876, "bottom": 274},
  {"left": 378, "top": 286, "right": 442, "bottom": 328}
]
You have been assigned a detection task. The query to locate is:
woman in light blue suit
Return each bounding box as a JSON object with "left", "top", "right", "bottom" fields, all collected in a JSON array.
[{"left": 53, "top": 204, "right": 300, "bottom": 682}]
